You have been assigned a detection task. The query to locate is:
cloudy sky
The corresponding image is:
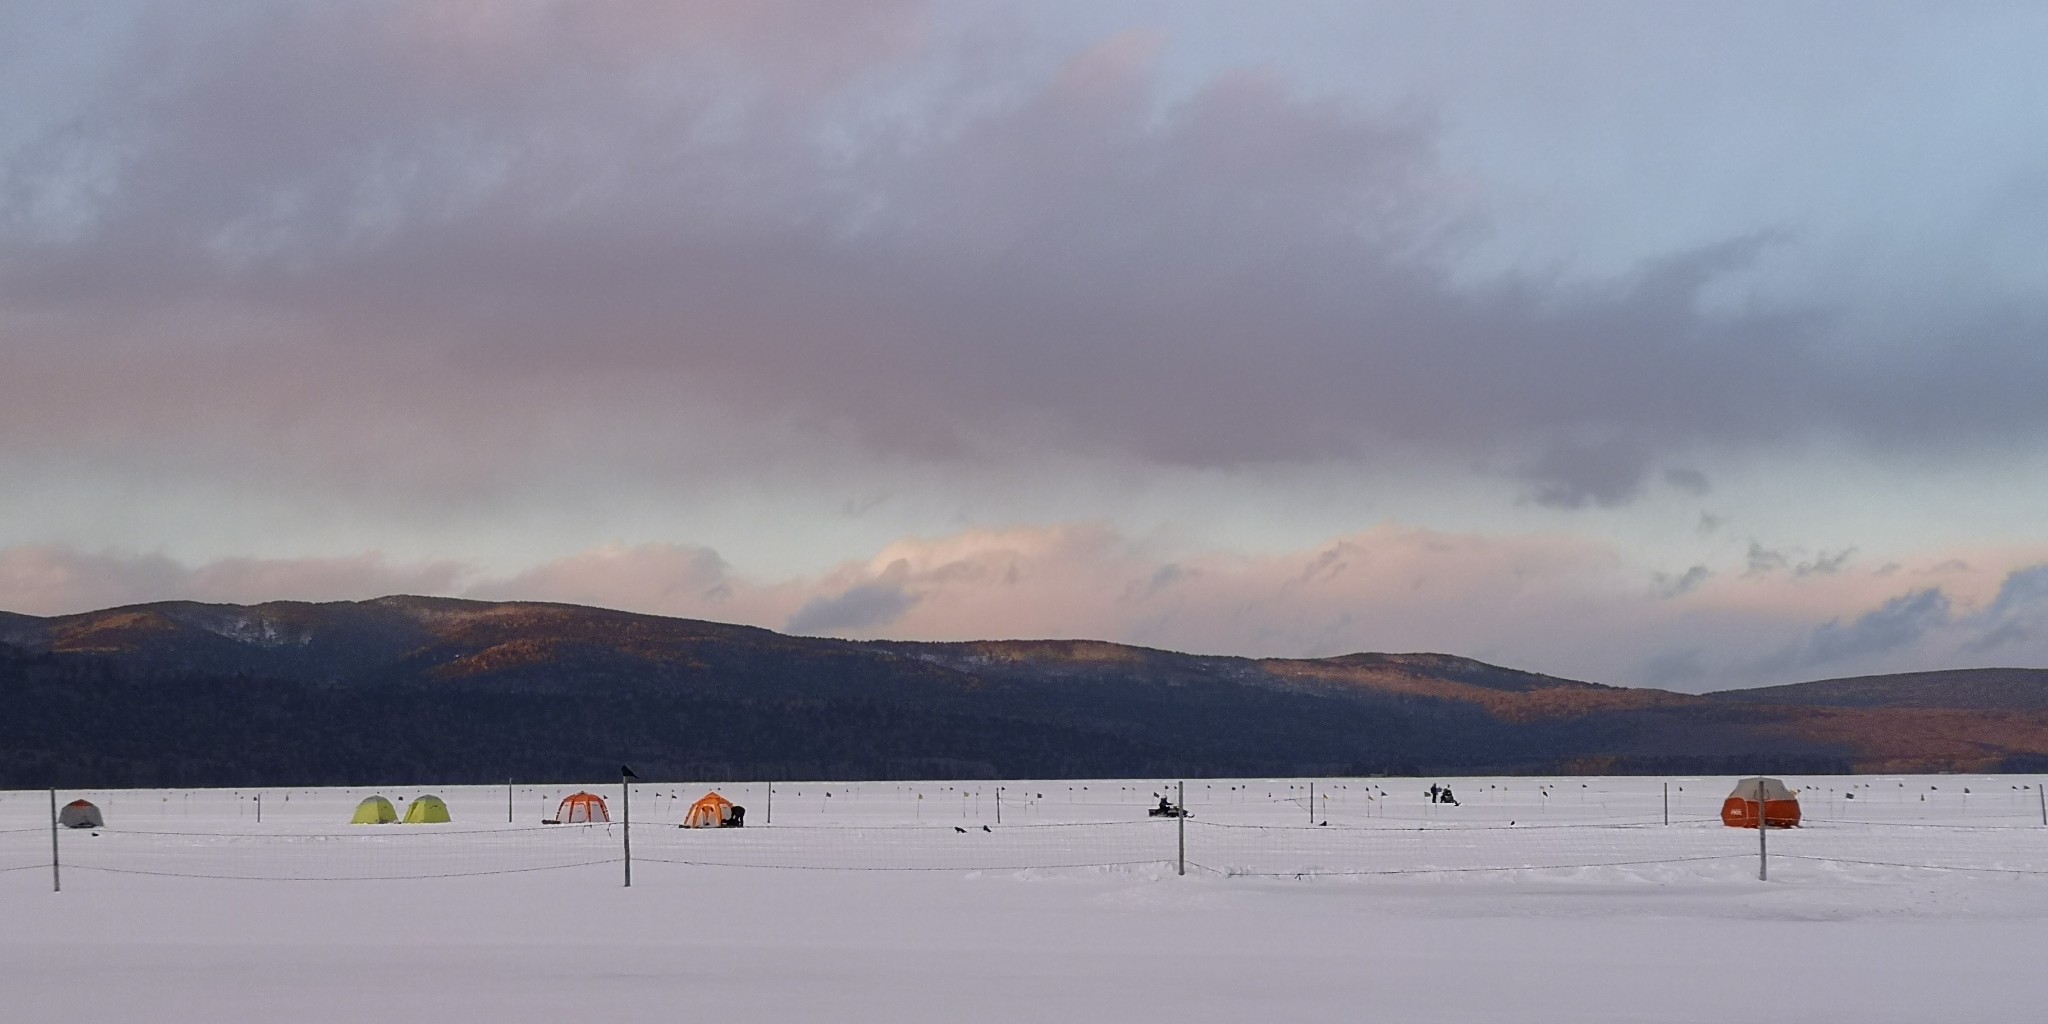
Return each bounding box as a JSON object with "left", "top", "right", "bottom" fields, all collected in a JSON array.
[{"left": 5, "top": 2, "right": 2048, "bottom": 690}]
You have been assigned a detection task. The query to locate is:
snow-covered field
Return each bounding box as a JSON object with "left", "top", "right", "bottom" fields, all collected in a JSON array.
[{"left": 6, "top": 775, "right": 2048, "bottom": 1023}]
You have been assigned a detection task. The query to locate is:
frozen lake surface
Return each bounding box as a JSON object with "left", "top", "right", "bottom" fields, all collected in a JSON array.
[{"left": 6, "top": 774, "right": 2048, "bottom": 1022}]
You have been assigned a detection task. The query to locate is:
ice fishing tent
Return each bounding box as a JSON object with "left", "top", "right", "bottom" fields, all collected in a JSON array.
[
  {"left": 684, "top": 791, "right": 740, "bottom": 828},
  {"left": 351, "top": 795, "right": 399, "bottom": 824},
  {"left": 58, "top": 799, "right": 103, "bottom": 829},
  {"left": 557, "top": 792, "right": 609, "bottom": 823},
  {"left": 1722, "top": 777, "right": 1801, "bottom": 828},
  {"left": 403, "top": 795, "right": 451, "bottom": 824}
]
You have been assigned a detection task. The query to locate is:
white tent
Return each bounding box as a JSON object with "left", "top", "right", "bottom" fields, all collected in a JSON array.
[
  {"left": 1730, "top": 777, "right": 1797, "bottom": 801},
  {"left": 58, "top": 799, "right": 104, "bottom": 829}
]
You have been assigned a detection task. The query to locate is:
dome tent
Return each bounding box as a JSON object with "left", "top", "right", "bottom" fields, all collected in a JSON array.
[
  {"left": 556, "top": 792, "right": 609, "bottom": 823},
  {"left": 683, "top": 791, "right": 743, "bottom": 828},
  {"left": 403, "top": 795, "right": 451, "bottom": 824},
  {"left": 351, "top": 795, "right": 399, "bottom": 824},
  {"left": 58, "top": 799, "right": 103, "bottom": 829},
  {"left": 1722, "top": 777, "right": 1801, "bottom": 828}
]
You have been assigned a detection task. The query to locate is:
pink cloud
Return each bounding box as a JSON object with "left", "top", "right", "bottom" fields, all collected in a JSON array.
[
  {"left": 0, "top": 545, "right": 465, "bottom": 617},
  {"left": 7, "top": 529, "right": 2047, "bottom": 692},
  {"left": 470, "top": 542, "right": 791, "bottom": 623}
]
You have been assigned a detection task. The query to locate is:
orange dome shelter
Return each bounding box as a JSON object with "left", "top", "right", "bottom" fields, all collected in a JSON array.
[
  {"left": 1722, "top": 776, "right": 1801, "bottom": 828},
  {"left": 557, "top": 792, "right": 609, "bottom": 824},
  {"left": 684, "top": 791, "right": 742, "bottom": 828}
]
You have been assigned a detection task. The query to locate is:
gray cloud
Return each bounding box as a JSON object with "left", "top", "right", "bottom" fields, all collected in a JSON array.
[
  {"left": 1519, "top": 437, "right": 1655, "bottom": 509},
  {"left": 1744, "top": 543, "right": 1856, "bottom": 579},
  {"left": 1653, "top": 565, "right": 1711, "bottom": 599},
  {"left": 787, "top": 581, "right": 919, "bottom": 635},
  {"left": 2, "top": 3, "right": 2045, "bottom": 518},
  {"left": 1745, "top": 542, "right": 1789, "bottom": 577},
  {"left": 1793, "top": 548, "right": 1856, "bottom": 578},
  {"left": 1964, "top": 564, "right": 2048, "bottom": 653},
  {"left": 1663, "top": 468, "right": 1712, "bottom": 496},
  {"left": 1640, "top": 647, "right": 1707, "bottom": 687},
  {"left": 1762, "top": 587, "right": 1953, "bottom": 673}
]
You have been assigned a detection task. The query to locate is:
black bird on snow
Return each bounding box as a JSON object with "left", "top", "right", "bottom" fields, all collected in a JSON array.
[
  {"left": 954, "top": 826, "right": 967, "bottom": 833},
  {"left": 982, "top": 825, "right": 992, "bottom": 832}
]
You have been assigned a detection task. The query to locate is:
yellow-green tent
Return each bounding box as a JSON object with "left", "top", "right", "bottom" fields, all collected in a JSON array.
[
  {"left": 351, "top": 795, "right": 399, "bottom": 824},
  {"left": 403, "top": 795, "right": 451, "bottom": 824}
]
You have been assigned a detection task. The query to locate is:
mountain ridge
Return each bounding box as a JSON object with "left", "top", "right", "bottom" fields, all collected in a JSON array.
[
  {"left": 1705, "top": 667, "right": 2048, "bottom": 712},
  {"left": 4, "top": 597, "right": 2046, "bottom": 786}
]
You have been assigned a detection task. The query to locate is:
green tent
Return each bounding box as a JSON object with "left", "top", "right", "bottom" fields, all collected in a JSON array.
[
  {"left": 403, "top": 795, "right": 451, "bottom": 824},
  {"left": 351, "top": 795, "right": 399, "bottom": 824}
]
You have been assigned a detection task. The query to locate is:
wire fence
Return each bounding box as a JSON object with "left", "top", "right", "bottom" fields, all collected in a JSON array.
[
  {"left": 9, "top": 780, "right": 2048, "bottom": 888},
  {"left": 49, "top": 823, "right": 622, "bottom": 881}
]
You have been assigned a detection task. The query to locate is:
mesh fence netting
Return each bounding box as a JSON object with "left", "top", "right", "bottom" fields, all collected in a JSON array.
[{"left": 8, "top": 779, "right": 2048, "bottom": 886}]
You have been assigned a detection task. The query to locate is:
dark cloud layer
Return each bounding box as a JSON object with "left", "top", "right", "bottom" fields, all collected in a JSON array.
[
  {"left": 4, "top": 2, "right": 2048, "bottom": 512},
  {"left": 1750, "top": 564, "right": 2048, "bottom": 677},
  {"left": 1781, "top": 588, "right": 1953, "bottom": 670},
  {"left": 788, "top": 581, "right": 919, "bottom": 635}
]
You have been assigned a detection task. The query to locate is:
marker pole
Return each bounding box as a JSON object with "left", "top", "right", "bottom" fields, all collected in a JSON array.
[
  {"left": 49, "top": 789, "right": 60, "bottom": 893},
  {"left": 1176, "top": 781, "right": 1186, "bottom": 877},
  {"left": 1757, "top": 780, "right": 1768, "bottom": 882}
]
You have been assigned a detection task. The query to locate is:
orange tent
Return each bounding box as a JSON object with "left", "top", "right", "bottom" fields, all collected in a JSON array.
[
  {"left": 684, "top": 791, "right": 735, "bottom": 828},
  {"left": 557, "top": 792, "right": 609, "bottom": 824},
  {"left": 1722, "top": 777, "right": 1801, "bottom": 828}
]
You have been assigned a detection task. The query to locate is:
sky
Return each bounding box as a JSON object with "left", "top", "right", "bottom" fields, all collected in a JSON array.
[{"left": 4, "top": 1, "right": 2048, "bottom": 691}]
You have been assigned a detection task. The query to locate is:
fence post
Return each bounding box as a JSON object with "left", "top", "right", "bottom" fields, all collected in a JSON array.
[
  {"left": 256, "top": 793, "right": 262, "bottom": 824},
  {"left": 1176, "top": 780, "right": 1186, "bottom": 877},
  {"left": 766, "top": 780, "right": 772, "bottom": 825},
  {"left": 2039, "top": 782, "right": 2045, "bottom": 827},
  {"left": 507, "top": 779, "right": 513, "bottom": 824},
  {"left": 1309, "top": 782, "right": 1315, "bottom": 824},
  {"left": 622, "top": 772, "right": 633, "bottom": 888},
  {"left": 995, "top": 786, "right": 1001, "bottom": 825},
  {"left": 49, "top": 788, "right": 60, "bottom": 894},
  {"left": 1663, "top": 782, "right": 1669, "bottom": 825},
  {"left": 1756, "top": 779, "right": 1768, "bottom": 882}
]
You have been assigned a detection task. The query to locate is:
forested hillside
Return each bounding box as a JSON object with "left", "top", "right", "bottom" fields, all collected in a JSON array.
[{"left": 4, "top": 597, "right": 2044, "bottom": 786}]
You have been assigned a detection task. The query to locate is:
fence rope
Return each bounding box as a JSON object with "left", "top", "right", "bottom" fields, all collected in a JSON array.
[
  {"left": 1799, "top": 819, "right": 2048, "bottom": 831},
  {"left": 1189, "top": 818, "right": 1720, "bottom": 833},
  {"left": 15, "top": 782, "right": 2048, "bottom": 885},
  {"left": 65, "top": 858, "right": 621, "bottom": 882},
  {"left": 1188, "top": 854, "right": 1751, "bottom": 878},
  {"left": 1777, "top": 854, "right": 2048, "bottom": 876},
  {"left": 82, "top": 824, "right": 595, "bottom": 839},
  {"left": 636, "top": 856, "right": 1174, "bottom": 873}
]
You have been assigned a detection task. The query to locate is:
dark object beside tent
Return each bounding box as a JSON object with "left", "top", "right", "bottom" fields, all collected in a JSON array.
[
  {"left": 684, "top": 792, "right": 745, "bottom": 828},
  {"left": 58, "top": 799, "right": 104, "bottom": 829}
]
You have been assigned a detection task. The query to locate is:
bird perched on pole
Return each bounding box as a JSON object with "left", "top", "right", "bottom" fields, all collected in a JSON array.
[{"left": 621, "top": 765, "right": 638, "bottom": 779}]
